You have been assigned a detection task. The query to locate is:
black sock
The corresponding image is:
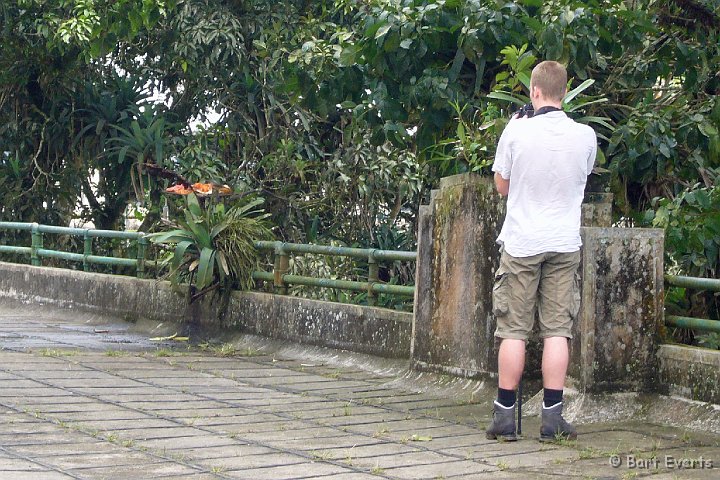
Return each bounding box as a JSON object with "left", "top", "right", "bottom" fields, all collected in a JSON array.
[
  {"left": 543, "top": 388, "right": 563, "bottom": 407},
  {"left": 497, "top": 388, "right": 516, "bottom": 408}
]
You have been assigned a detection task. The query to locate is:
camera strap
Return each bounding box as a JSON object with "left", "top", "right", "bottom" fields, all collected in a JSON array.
[{"left": 533, "top": 106, "right": 563, "bottom": 116}]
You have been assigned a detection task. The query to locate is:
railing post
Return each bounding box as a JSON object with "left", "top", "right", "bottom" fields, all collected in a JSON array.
[
  {"left": 136, "top": 235, "right": 148, "bottom": 279},
  {"left": 83, "top": 230, "right": 92, "bottom": 272},
  {"left": 368, "top": 250, "right": 378, "bottom": 306},
  {"left": 273, "top": 242, "right": 289, "bottom": 295},
  {"left": 30, "top": 223, "right": 42, "bottom": 266}
]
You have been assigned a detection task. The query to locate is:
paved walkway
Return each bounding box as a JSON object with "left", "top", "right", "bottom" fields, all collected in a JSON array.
[{"left": 0, "top": 303, "right": 718, "bottom": 479}]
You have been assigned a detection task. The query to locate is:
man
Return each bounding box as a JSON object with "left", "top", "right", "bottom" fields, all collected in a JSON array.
[{"left": 485, "top": 61, "right": 597, "bottom": 442}]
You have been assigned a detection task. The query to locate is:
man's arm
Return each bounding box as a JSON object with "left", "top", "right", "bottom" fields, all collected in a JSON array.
[{"left": 494, "top": 173, "right": 509, "bottom": 197}]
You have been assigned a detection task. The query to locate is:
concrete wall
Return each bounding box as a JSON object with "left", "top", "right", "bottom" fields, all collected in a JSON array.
[
  {"left": 0, "top": 261, "right": 412, "bottom": 359},
  {"left": 659, "top": 344, "right": 720, "bottom": 404}
]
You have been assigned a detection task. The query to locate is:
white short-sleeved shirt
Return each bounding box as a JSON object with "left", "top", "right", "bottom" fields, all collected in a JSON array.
[{"left": 492, "top": 111, "right": 597, "bottom": 257}]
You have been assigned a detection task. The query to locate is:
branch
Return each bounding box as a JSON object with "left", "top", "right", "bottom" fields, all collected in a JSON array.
[
  {"left": 81, "top": 175, "right": 102, "bottom": 212},
  {"left": 141, "top": 163, "right": 190, "bottom": 186},
  {"left": 190, "top": 282, "right": 220, "bottom": 303}
]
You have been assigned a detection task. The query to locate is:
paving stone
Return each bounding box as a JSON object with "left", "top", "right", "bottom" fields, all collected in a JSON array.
[
  {"left": 194, "top": 452, "right": 308, "bottom": 470},
  {"left": 261, "top": 401, "right": 348, "bottom": 413},
  {"left": 50, "top": 378, "right": 149, "bottom": 388},
  {"left": 382, "top": 459, "right": 498, "bottom": 479},
  {"left": 350, "top": 451, "right": 462, "bottom": 469},
  {"left": 266, "top": 435, "right": 384, "bottom": 452},
  {"left": 342, "top": 418, "right": 450, "bottom": 436},
  {"left": 0, "top": 388, "right": 76, "bottom": 398},
  {"left": 68, "top": 462, "right": 200, "bottom": 478},
  {"left": 153, "top": 475, "right": 221, "bottom": 480},
  {"left": 317, "top": 442, "right": 421, "bottom": 458},
  {"left": 649, "top": 471, "right": 718, "bottom": 480},
  {"left": 444, "top": 471, "right": 568, "bottom": 479},
  {"left": 240, "top": 426, "right": 359, "bottom": 442},
  {"left": 225, "top": 462, "right": 354, "bottom": 479},
  {"left": 0, "top": 458, "right": 49, "bottom": 471},
  {"left": 192, "top": 413, "right": 288, "bottom": 428},
  {"left": 484, "top": 446, "right": 580, "bottom": 469},
  {"left": 180, "top": 444, "right": 276, "bottom": 460},
  {"left": 576, "top": 428, "right": 688, "bottom": 454},
  {"left": 137, "top": 435, "right": 238, "bottom": 450},
  {"left": 42, "top": 409, "right": 152, "bottom": 421},
  {"left": 0, "top": 432, "right": 87, "bottom": 447},
  {"left": 121, "top": 401, "right": 230, "bottom": 411},
  {"left": 38, "top": 452, "right": 165, "bottom": 470},
  {"left": 0, "top": 472, "right": 74, "bottom": 480},
  {"left": 11, "top": 442, "right": 126, "bottom": 457},
  {"left": 13, "top": 399, "right": 107, "bottom": 409},
  {"left": 301, "top": 474, "right": 389, "bottom": 480},
  {"left": 219, "top": 420, "right": 318, "bottom": 436}
]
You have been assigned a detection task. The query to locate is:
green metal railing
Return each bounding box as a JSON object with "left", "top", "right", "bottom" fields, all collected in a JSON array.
[
  {"left": 0, "top": 223, "right": 417, "bottom": 305},
  {"left": 665, "top": 274, "right": 720, "bottom": 334},
  {"left": 4, "top": 222, "right": 718, "bottom": 321},
  {"left": 252, "top": 240, "right": 416, "bottom": 305},
  {"left": 0, "top": 222, "right": 149, "bottom": 277}
]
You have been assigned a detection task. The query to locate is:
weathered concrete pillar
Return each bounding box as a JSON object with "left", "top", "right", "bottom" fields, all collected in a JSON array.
[
  {"left": 582, "top": 193, "right": 613, "bottom": 227},
  {"left": 571, "top": 227, "right": 664, "bottom": 392},
  {"left": 411, "top": 173, "right": 504, "bottom": 377}
]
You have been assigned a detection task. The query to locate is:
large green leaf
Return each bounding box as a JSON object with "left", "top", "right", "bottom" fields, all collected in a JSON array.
[
  {"left": 230, "top": 197, "right": 265, "bottom": 217},
  {"left": 563, "top": 79, "right": 595, "bottom": 105},
  {"left": 487, "top": 91, "right": 528, "bottom": 106},
  {"left": 187, "top": 193, "right": 203, "bottom": 219},
  {"left": 147, "top": 229, "right": 194, "bottom": 244},
  {"left": 577, "top": 116, "right": 614, "bottom": 131},
  {"left": 210, "top": 220, "right": 230, "bottom": 239},
  {"left": 196, "top": 247, "right": 216, "bottom": 290},
  {"left": 518, "top": 72, "right": 531, "bottom": 90},
  {"left": 565, "top": 98, "right": 608, "bottom": 112},
  {"left": 172, "top": 240, "right": 195, "bottom": 272},
  {"left": 216, "top": 250, "right": 229, "bottom": 277},
  {"left": 183, "top": 209, "right": 212, "bottom": 249}
]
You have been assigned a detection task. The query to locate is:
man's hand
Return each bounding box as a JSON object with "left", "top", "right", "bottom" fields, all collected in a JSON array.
[{"left": 494, "top": 173, "right": 509, "bottom": 197}]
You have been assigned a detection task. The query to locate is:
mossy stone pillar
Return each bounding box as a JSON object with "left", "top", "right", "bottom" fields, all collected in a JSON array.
[
  {"left": 411, "top": 173, "right": 504, "bottom": 377},
  {"left": 582, "top": 193, "right": 613, "bottom": 227}
]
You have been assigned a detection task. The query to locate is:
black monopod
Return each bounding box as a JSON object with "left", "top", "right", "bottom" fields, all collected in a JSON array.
[{"left": 517, "top": 378, "right": 522, "bottom": 435}]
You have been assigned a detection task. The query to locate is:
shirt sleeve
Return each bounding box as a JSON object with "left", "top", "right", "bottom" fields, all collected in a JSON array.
[
  {"left": 586, "top": 129, "right": 598, "bottom": 175},
  {"left": 492, "top": 124, "right": 513, "bottom": 179}
]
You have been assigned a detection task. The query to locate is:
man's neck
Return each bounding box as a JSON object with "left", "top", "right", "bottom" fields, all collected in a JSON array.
[{"left": 534, "top": 100, "right": 562, "bottom": 110}]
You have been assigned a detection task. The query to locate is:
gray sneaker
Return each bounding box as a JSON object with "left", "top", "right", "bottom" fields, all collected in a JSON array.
[
  {"left": 486, "top": 401, "right": 517, "bottom": 441},
  {"left": 540, "top": 402, "right": 577, "bottom": 442}
]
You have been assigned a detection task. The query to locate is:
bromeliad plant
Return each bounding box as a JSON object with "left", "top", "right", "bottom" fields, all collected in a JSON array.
[{"left": 148, "top": 192, "right": 273, "bottom": 301}]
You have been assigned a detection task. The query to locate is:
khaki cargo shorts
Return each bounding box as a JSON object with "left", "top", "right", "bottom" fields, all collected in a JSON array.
[{"left": 492, "top": 250, "right": 581, "bottom": 340}]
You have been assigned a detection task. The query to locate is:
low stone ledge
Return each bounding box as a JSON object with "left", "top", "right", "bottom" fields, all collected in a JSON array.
[
  {"left": 222, "top": 292, "right": 411, "bottom": 359},
  {"left": 659, "top": 344, "right": 720, "bottom": 404},
  {"left": 0, "top": 261, "right": 411, "bottom": 359}
]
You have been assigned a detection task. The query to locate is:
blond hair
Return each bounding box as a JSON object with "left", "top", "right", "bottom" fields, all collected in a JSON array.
[{"left": 530, "top": 61, "right": 567, "bottom": 102}]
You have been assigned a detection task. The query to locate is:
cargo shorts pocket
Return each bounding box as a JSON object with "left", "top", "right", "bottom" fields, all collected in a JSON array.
[
  {"left": 569, "top": 270, "right": 581, "bottom": 320},
  {"left": 492, "top": 272, "right": 509, "bottom": 317}
]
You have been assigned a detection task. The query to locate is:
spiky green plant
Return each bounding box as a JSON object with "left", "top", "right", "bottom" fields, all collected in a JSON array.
[{"left": 148, "top": 192, "right": 273, "bottom": 300}]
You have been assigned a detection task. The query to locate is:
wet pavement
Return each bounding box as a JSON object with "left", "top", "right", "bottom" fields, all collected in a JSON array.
[{"left": 0, "top": 302, "right": 718, "bottom": 479}]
